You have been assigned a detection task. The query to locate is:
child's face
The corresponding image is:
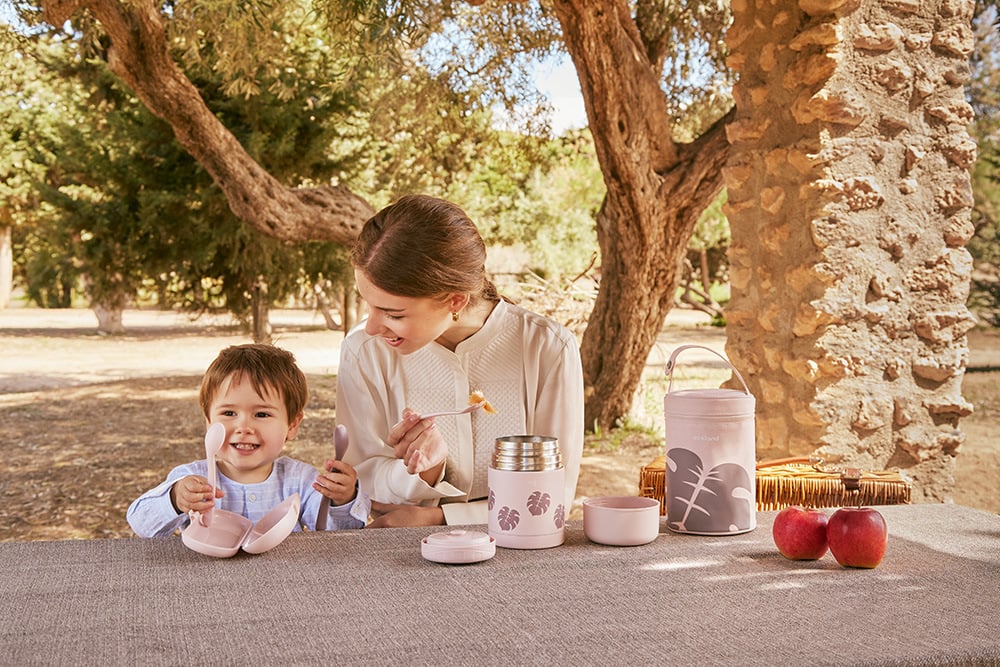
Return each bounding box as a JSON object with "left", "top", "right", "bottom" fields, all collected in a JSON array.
[{"left": 206, "top": 374, "right": 302, "bottom": 484}]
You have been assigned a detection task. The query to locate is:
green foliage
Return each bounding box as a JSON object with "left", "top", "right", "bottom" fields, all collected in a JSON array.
[
  {"left": 2, "top": 29, "right": 87, "bottom": 305},
  {"left": 11, "top": 14, "right": 357, "bottom": 321},
  {"left": 690, "top": 189, "right": 729, "bottom": 253},
  {"left": 446, "top": 128, "right": 603, "bottom": 280}
]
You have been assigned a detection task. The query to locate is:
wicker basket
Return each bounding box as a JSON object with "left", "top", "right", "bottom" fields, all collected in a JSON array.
[{"left": 639, "top": 455, "right": 912, "bottom": 515}]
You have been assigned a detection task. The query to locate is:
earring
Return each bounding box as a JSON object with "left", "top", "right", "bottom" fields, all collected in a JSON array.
[{"left": 452, "top": 311, "right": 459, "bottom": 322}]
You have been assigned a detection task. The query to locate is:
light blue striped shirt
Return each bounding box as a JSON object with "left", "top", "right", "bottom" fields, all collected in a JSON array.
[{"left": 127, "top": 456, "right": 369, "bottom": 537}]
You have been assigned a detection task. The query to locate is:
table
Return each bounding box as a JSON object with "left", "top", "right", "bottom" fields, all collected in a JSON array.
[{"left": 1, "top": 503, "right": 998, "bottom": 666}]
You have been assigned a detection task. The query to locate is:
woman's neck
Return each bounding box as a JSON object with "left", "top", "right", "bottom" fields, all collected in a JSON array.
[{"left": 436, "top": 299, "right": 498, "bottom": 351}]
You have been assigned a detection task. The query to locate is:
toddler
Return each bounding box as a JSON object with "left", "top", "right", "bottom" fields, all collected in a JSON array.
[{"left": 128, "top": 343, "right": 368, "bottom": 536}]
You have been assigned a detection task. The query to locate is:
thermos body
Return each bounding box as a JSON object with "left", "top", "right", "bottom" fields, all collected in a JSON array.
[{"left": 488, "top": 435, "right": 566, "bottom": 549}]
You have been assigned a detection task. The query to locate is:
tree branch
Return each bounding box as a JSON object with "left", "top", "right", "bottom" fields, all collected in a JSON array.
[{"left": 40, "top": 0, "right": 373, "bottom": 244}]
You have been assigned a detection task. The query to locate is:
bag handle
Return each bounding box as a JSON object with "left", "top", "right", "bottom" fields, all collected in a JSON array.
[{"left": 665, "top": 344, "right": 751, "bottom": 396}]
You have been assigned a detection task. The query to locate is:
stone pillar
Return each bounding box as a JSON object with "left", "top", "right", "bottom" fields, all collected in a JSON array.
[{"left": 724, "top": 0, "right": 977, "bottom": 501}]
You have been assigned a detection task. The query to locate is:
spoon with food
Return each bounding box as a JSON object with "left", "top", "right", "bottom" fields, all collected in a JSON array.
[{"left": 419, "top": 390, "right": 498, "bottom": 419}]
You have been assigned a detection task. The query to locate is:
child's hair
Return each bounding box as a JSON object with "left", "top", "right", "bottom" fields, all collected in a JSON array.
[
  {"left": 199, "top": 344, "right": 308, "bottom": 421},
  {"left": 351, "top": 194, "right": 500, "bottom": 303}
]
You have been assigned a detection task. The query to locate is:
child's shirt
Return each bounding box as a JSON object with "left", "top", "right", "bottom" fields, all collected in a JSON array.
[{"left": 126, "top": 456, "right": 370, "bottom": 537}]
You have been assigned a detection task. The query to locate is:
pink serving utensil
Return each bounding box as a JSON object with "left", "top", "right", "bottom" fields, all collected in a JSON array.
[
  {"left": 419, "top": 403, "right": 483, "bottom": 419},
  {"left": 199, "top": 422, "right": 226, "bottom": 527},
  {"left": 315, "top": 425, "right": 349, "bottom": 531}
]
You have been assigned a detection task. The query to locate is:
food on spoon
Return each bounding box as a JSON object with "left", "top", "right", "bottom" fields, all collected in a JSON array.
[{"left": 468, "top": 390, "right": 497, "bottom": 414}]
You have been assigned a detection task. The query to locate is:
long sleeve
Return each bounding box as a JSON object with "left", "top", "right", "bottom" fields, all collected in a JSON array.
[
  {"left": 338, "top": 333, "right": 465, "bottom": 506},
  {"left": 338, "top": 300, "right": 585, "bottom": 525},
  {"left": 127, "top": 457, "right": 369, "bottom": 538},
  {"left": 126, "top": 461, "right": 204, "bottom": 538},
  {"left": 521, "top": 319, "right": 585, "bottom": 513}
]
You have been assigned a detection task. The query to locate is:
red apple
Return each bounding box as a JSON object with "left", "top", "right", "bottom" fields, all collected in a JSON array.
[
  {"left": 772, "top": 506, "right": 829, "bottom": 560},
  {"left": 827, "top": 507, "right": 888, "bottom": 568}
]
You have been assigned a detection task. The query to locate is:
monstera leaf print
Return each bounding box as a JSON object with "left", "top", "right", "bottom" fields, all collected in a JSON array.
[
  {"left": 526, "top": 490, "right": 551, "bottom": 516},
  {"left": 488, "top": 489, "right": 495, "bottom": 510},
  {"left": 553, "top": 504, "right": 565, "bottom": 529},
  {"left": 666, "top": 447, "right": 753, "bottom": 533},
  {"left": 497, "top": 506, "right": 520, "bottom": 531}
]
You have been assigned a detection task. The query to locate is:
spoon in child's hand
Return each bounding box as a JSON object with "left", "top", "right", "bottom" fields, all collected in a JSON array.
[
  {"left": 315, "top": 425, "right": 349, "bottom": 532},
  {"left": 200, "top": 422, "right": 225, "bottom": 527}
]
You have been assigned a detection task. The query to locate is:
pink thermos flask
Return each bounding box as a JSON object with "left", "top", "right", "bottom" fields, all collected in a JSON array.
[{"left": 487, "top": 435, "right": 566, "bottom": 549}]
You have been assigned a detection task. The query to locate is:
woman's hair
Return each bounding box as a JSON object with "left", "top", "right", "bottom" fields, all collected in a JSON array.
[
  {"left": 351, "top": 194, "right": 499, "bottom": 302},
  {"left": 199, "top": 344, "right": 309, "bottom": 421}
]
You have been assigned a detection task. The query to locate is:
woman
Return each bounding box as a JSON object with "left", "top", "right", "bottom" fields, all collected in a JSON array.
[{"left": 337, "top": 194, "right": 584, "bottom": 527}]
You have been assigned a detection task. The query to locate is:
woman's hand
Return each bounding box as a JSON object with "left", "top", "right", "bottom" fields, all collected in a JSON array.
[
  {"left": 368, "top": 501, "right": 445, "bottom": 528},
  {"left": 170, "top": 475, "right": 223, "bottom": 514},
  {"left": 387, "top": 409, "right": 448, "bottom": 483},
  {"left": 313, "top": 460, "right": 359, "bottom": 505}
]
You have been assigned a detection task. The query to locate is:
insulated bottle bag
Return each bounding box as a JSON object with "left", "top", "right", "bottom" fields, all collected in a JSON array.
[{"left": 663, "top": 345, "right": 756, "bottom": 536}]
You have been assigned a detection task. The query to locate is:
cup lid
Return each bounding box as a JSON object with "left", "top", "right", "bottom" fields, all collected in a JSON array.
[
  {"left": 664, "top": 388, "right": 755, "bottom": 417},
  {"left": 421, "top": 529, "right": 496, "bottom": 564}
]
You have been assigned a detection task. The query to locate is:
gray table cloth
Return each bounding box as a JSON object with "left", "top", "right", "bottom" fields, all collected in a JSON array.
[{"left": 1, "top": 503, "right": 998, "bottom": 666}]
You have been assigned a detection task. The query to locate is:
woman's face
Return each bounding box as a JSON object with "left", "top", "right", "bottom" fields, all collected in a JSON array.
[{"left": 355, "top": 270, "right": 456, "bottom": 355}]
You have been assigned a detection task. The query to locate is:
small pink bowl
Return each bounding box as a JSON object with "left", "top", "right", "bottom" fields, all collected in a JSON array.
[{"left": 584, "top": 496, "right": 661, "bottom": 546}]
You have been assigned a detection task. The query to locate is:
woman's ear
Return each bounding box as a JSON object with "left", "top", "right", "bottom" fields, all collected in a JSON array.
[{"left": 448, "top": 293, "right": 470, "bottom": 313}]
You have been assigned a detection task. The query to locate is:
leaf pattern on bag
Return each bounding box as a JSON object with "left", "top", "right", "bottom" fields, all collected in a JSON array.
[
  {"left": 526, "top": 490, "right": 551, "bottom": 516},
  {"left": 497, "top": 506, "right": 520, "bottom": 531},
  {"left": 666, "top": 447, "right": 753, "bottom": 533},
  {"left": 553, "top": 504, "right": 565, "bottom": 529}
]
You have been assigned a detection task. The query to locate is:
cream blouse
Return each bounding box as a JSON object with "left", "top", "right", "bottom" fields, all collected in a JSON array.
[{"left": 337, "top": 299, "right": 584, "bottom": 525}]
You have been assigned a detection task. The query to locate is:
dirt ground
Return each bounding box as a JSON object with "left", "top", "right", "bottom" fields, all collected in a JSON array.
[{"left": 1, "top": 307, "right": 998, "bottom": 542}]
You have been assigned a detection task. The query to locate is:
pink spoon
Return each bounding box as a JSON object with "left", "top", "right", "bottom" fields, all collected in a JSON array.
[
  {"left": 419, "top": 403, "right": 483, "bottom": 419},
  {"left": 315, "top": 425, "right": 349, "bottom": 531},
  {"left": 199, "top": 422, "right": 226, "bottom": 527}
]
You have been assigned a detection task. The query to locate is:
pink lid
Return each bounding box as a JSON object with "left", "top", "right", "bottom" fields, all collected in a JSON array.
[
  {"left": 664, "top": 387, "right": 755, "bottom": 417},
  {"left": 421, "top": 529, "right": 496, "bottom": 564}
]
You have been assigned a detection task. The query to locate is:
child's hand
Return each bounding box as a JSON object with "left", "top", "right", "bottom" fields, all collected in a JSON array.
[
  {"left": 170, "top": 475, "right": 223, "bottom": 514},
  {"left": 313, "top": 460, "right": 358, "bottom": 506}
]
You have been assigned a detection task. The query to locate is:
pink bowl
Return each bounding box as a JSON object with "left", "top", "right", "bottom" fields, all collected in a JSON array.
[{"left": 584, "top": 496, "right": 661, "bottom": 546}]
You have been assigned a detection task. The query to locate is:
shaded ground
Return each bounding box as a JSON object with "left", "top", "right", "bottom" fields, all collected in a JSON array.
[{"left": 1, "top": 307, "right": 997, "bottom": 542}]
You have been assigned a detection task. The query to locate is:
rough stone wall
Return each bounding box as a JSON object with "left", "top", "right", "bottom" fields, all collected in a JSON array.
[{"left": 723, "top": 0, "right": 977, "bottom": 501}]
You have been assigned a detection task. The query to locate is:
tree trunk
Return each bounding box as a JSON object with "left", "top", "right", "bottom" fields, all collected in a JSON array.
[
  {"left": 251, "top": 277, "right": 272, "bottom": 344},
  {"left": 312, "top": 280, "right": 341, "bottom": 331},
  {"left": 0, "top": 225, "right": 11, "bottom": 310},
  {"left": 93, "top": 302, "right": 125, "bottom": 334},
  {"left": 343, "top": 288, "right": 362, "bottom": 334},
  {"left": 551, "top": 1, "right": 731, "bottom": 428},
  {"left": 40, "top": 0, "right": 374, "bottom": 245}
]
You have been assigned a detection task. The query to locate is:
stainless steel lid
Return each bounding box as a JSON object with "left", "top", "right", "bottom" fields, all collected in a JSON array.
[{"left": 492, "top": 435, "right": 562, "bottom": 471}]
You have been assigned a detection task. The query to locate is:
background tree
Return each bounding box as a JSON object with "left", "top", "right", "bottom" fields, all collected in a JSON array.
[
  {"left": 23, "top": 0, "right": 734, "bottom": 430},
  {"left": 1, "top": 23, "right": 81, "bottom": 309},
  {"left": 16, "top": 6, "right": 364, "bottom": 336}
]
